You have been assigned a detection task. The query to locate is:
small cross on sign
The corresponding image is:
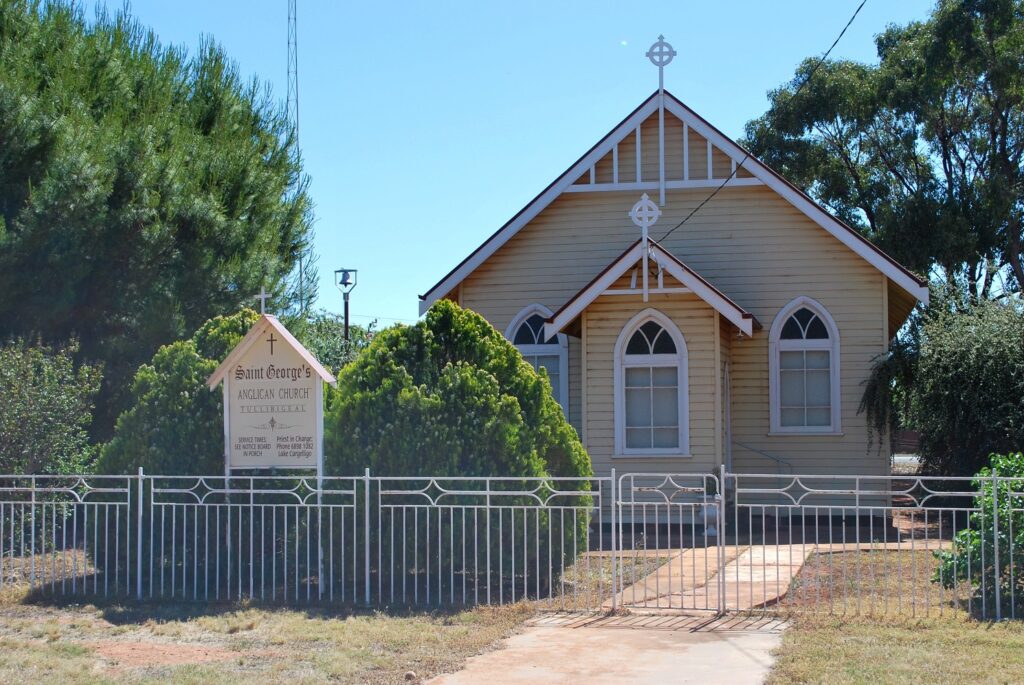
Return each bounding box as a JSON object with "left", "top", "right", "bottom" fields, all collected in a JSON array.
[
  {"left": 266, "top": 333, "right": 278, "bottom": 355},
  {"left": 256, "top": 287, "right": 269, "bottom": 314}
]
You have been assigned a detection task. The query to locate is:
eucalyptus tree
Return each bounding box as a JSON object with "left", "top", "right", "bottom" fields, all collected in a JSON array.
[
  {"left": 0, "top": 1, "right": 315, "bottom": 436},
  {"left": 745, "top": 0, "right": 1024, "bottom": 301},
  {"left": 747, "top": 0, "right": 1024, "bottom": 472}
]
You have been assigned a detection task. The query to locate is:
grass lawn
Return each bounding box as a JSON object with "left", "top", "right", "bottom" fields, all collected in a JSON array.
[
  {"left": 767, "top": 550, "right": 1024, "bottom": 685},
  {"left": 0, "top": 545, "right": 669, "bottom": 684},
  {"left": 0, "top": 587, "right": 533, "bottom": 684}
]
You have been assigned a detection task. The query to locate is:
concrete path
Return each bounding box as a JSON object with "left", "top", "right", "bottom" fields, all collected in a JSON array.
[
  {"left": 427, "top": 614, "right": 784, "bottom": 685},
  {"left": 607, "top": 547, "right": 742, "bottom": 610},
  {"left": 611, "top": 544, "right": 811, "bottom": 611}
]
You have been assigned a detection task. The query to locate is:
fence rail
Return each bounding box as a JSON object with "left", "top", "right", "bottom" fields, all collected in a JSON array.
[{"left": 0, "top": 469, "right": 1020, "bottom": 620}]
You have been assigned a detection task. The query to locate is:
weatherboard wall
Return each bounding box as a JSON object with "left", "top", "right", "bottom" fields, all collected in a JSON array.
[{"left": 453, "top": 104, "right": 894, "bottom": 477}]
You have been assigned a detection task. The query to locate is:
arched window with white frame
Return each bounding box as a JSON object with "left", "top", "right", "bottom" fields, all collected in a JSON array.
[
  {"left": 614, "top": 309, "right": 689, "bottom": 455},
  {"left": 505, "top": 304, "right": 569, "bottom": 414},
  {"left": 769, "top": 297, "right": 841, "bottom": 433}
]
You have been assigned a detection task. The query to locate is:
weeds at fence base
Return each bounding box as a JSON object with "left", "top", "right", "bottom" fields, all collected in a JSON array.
[
  {"left": 773, "top": 550, "right": 976, "bottom": 619},
  {"left": 767, "top": 552, "right": 1024, "bottom": 685},
  {"left": 542, "top": 551, "right": 672, "bottom": 612}
]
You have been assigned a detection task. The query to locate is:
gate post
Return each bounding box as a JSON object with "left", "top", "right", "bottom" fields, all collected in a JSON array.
[
  {"left": 993, "top": 470, "right": 1001, "bottom": 620},
  {"left": 609, "top": 468, "right": 617, "bottom": 612},
  {"left": 364, "top": 468, "right": 371, "bottom": 606},
  {"left": 717, "top": 470, "right": 728, "bottom": 615},
  {"left": 136, "top": 467, "right": 144, "bottom": 600},
  {"left": 30, "top": 476, "right": 36, "bottom": 589}
]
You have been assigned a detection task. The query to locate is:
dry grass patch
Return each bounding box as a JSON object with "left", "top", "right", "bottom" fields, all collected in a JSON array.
[
  {"left": 768, "top": 549, "right": 1024, "bottom": 684},
  {"left": 767, "top": 616, "right": 1024, "bottom": 685},
  {"left": 0, "top": 598, "right": 534, "bottom": 684}
]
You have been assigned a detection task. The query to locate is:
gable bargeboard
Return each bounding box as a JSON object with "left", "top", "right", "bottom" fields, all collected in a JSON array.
[{"left": 420, "top": 93, "right": 926, "bottom": 477}]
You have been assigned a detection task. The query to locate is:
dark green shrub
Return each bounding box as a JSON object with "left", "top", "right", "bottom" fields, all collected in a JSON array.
[
  {"left": 913, "top": 302, "right": 1024, "bottom": 476},
  {"left": 97, "top": 309, "right": 259, "bottom": 475},
  {"left": 934, "top": 453, "right": 1024, "bottom": 615},
  {"left": 325, "top": 299, "right": 590, "bottom": 479},
  {"left": 0, "top": 339, "right": 101, "bottom": 474},
  {"left": 863, "top": 298, "right": 1024, "bottom": 476}
]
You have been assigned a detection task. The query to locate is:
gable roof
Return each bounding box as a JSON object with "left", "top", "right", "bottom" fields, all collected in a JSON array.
[
  {"left": 418, "top": 90, "right": 929, "bottom": 315},
  {"left": 544, "top": 239, "right": 760, "bottom": 339},
  {"left": 206, "top": 314, "right": 337, "bottom": 389}
]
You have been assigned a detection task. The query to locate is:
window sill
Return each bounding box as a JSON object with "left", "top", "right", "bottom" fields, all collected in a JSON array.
[
  {"left": 766, "top": 431, "right": 844, "bottom": 437},
  {"left": 612, "top": 453, "right": 693, "bottom": 460}
]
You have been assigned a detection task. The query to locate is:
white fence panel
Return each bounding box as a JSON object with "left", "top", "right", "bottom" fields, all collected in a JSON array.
[
  {"left": 0, "top": 475, "right": 134, "bottom": 597},
  {"left": 0, "top": 469, "right": 1021, "bottom": 620}
]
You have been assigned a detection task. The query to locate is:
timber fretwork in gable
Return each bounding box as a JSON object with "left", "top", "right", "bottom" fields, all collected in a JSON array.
[{"left": 568, "top": 109, "right": 759, "bottom": 195}]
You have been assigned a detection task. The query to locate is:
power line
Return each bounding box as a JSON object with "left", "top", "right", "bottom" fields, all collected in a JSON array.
[
  {"left": 347, "top": 313, "right": 418, "bottom": 324},
  {"left": 656, "top": 0, "right": 868, "bottom": 244}
]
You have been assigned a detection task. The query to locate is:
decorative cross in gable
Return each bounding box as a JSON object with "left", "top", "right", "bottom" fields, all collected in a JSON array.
[
  {"left": 629, "top": 193, "right": 662, "bottom": 304},
  {"left": 629, "top": 193, "right": 661, "bottom": 237}
]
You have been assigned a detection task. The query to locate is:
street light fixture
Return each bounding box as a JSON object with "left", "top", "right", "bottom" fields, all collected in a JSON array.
[{"left": 334, "top": 268, "right": 358, "bottom": 340}]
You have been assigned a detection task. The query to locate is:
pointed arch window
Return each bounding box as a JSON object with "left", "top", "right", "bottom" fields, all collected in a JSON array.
[
  {"left": 769, "top": 298, "right": 841, "bottom": 433},
  {"left": 614, "top": 310, "right": 689, "bottom": 455},
  {"left": 506, "top": 305, "right": 568, "bottom": 414}
]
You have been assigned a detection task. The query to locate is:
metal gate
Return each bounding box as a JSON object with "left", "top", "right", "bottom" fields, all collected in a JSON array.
[{"left": 611, "top": 471, "right": 724, "bottom": 612}]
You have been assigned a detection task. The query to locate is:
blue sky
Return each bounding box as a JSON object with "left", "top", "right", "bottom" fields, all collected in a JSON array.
[{"left": 86, "top": 0, "right": 935, "bottom": 325}]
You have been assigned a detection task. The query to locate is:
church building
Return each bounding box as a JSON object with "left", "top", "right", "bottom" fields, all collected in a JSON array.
[{"left": 418, "top": 37, "right": 928, "bottom": 480}]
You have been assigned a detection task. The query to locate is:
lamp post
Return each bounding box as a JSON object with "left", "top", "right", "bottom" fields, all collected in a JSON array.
[{"left": 334, "top": 268, "right": 358, "bottom": 341}]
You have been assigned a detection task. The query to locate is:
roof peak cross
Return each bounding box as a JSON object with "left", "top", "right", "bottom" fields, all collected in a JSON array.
[{"left": 646, "top": 35, "right": 676, "bottom": 92}]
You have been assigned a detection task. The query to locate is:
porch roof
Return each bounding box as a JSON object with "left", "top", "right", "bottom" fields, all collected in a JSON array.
[{"left": 544, "top": 240, "right": 761, "bottom": 339}]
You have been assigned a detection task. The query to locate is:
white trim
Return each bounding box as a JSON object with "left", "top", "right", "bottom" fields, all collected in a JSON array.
[
  {"left": 767, "top": 297, "right": 841, "bottom": 434},
  {"left": 222, "top": 377, "right": 231, "bottom": 474},
  {"left": 603, "top": 287, "right": 692, "bottom": 296},
  {"left": 418, "top": 91, "right": 929, "bottom": 314},
  {"left": 544, "top": 242, "right": 755, "bottom": 339},
  {"left": 563, "top": 178, "right": 763, "bottom": 193},
  {"left": 881, "top": 274, "right": 890, "bottom": 352},
  {"left": 613, "top": 309, "right": 689, "bottom": 456},
  {"left": 661, "top": 98, "right": 930, "bottom": 305},
  {"left": 418, "top": 96, "right": 661, "bottom": 316},
  {"left": 635, "top": 127, "right": 642, "bottom": 183},
  {"left": 683, "top": 121, "right": 689, "bottom": 180},
  {"left": 207, "top": 314, "right": 337, "bottom": 388},
  {"left": 658, "top": 89, "right": 666, "bottom": 206},
  {"left": 713, "top": 310, "right": 722, "bottom": 470},
  {"left": 506, "top": 304, "right": 569, "bottom": 415},
  {"left": 767, "top": 432, "right": 844, "bottom": 437},
  {"left": 581, "top": 310, "right": 588, "bottom": 445}
]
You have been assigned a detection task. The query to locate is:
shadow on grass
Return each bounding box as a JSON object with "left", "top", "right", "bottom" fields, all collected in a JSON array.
[{"left": 12, "top": 572, "right": 528, "bottom": 627}]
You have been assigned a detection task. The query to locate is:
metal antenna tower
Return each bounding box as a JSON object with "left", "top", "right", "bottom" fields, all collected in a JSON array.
[
  {"left": 287, "top": 0, "right": 299, "bottom": 147},
  {"left": 287, "top": 0, "right": 306, "bottom": 313}
]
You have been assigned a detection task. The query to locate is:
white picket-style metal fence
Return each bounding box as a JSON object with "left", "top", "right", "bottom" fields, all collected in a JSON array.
[{"left": 1, "top": 469, "right": 1021, "bottom": 620}]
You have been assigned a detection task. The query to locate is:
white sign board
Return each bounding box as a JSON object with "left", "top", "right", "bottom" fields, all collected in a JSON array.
[{"left": 207, "top": 315, "right": 336, "bottom": 472}]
